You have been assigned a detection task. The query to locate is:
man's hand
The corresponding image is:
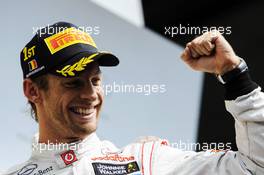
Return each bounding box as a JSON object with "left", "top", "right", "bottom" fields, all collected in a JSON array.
[{"left": 181, "top": 31, "right": 240, "bottom": 75}]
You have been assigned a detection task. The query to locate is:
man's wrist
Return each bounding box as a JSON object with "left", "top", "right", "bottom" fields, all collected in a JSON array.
[
  {"left": 219, "top": 56, "right": 241, "bottom": 75},
  {"left": 215, "top": 57, "right": 258, "bottom": 100},
  {"left": 216, "top": 57, "right": 248, "bottom": 84}
]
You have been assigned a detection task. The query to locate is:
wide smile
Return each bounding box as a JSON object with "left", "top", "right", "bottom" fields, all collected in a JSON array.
[{"left": 69, "top": 106, "right": 97, "bottom": 123}]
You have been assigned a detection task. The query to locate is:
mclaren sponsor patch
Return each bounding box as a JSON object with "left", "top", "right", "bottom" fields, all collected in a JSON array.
[
  {"left": 91, "top": 154, "right": 135, "bottom": 162},
  {"left": 17, "top": 164, "right": 37, "bottom": 175},
  {"left": 32, "top": 166, "right": 53, "bottom": 175},
  {"left": 92, "top": 161, "right": 140, "bottom": 175}
]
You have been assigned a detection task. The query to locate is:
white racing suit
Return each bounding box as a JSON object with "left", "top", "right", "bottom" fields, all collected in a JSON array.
[{"left": 3, "top": 72, "right": 264, "bottom": 175}]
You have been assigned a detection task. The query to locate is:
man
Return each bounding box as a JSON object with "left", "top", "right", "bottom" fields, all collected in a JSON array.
[{"left": 3, "top": 21, "right": 264, "bottom": 174}]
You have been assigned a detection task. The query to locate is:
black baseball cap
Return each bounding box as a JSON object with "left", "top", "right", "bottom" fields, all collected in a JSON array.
[{"left": 20, "top": 22, "right": 119, "bottom": 79}]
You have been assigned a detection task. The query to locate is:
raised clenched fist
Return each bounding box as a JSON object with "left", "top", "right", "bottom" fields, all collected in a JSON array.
[{"left": 181, "top": 30, "right": 240, "bottom": 75}]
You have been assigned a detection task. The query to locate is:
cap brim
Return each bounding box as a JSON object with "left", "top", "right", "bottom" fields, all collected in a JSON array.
[
  {"left": 95, "top": 51, "right": 119, "bottom": 66},
  {"left": 50, "top": 51, "right": 119, "bottom": 77}
]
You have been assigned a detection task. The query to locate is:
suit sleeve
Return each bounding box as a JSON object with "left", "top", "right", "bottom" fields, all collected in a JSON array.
[
  {"left": 225, "top": 71, "right": 264, "bottom": 174},
  {"left": 151, "top": 71, "right": 264, "bottom": 175}
]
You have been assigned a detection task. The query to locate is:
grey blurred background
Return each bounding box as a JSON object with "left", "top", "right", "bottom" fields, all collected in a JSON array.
[{"left": 0, "top": 0, "right": 203, "bottom": 170}]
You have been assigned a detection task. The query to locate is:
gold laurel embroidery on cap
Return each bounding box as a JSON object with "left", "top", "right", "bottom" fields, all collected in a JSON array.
[{"left": 56, "top": 53, "right": 99, "bottom": 77}]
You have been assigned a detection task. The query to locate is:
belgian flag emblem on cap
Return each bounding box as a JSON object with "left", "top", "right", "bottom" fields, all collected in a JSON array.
[{"left": 28, "top": 59, "right": 38, "bottom": 71}]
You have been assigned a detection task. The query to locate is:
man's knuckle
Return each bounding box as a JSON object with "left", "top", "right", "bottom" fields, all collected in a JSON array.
[{"left": 191, "top": 41, "right": 197, "bottom": 46}]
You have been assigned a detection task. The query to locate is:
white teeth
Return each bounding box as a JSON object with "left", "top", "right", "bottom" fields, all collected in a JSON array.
[{"left": 72, "top": 107, "right": 94, "bottom": 115}]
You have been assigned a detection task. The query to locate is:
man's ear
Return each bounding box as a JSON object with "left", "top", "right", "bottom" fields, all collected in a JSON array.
[{"left": 23, "top": 79, "right": 42, "bottom": 103}]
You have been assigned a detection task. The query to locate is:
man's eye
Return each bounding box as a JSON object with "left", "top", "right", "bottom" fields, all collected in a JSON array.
[{"left": 92, "top": 78, "right": 101, "bottom": 86}]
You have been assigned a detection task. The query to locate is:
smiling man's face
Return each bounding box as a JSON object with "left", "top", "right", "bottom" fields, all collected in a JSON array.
[{"left": 37, "top": 62, "right": 103, "bottom": 142}]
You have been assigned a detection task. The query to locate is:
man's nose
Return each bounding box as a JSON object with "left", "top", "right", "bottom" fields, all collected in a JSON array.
[{"left": 80, "top": 82, "right": 97, "bottom": 101}]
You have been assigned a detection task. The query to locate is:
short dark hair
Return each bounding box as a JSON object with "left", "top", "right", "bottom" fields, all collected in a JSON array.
[{"left": 29, "top": 75, "right": 49, "bottom": 122}]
